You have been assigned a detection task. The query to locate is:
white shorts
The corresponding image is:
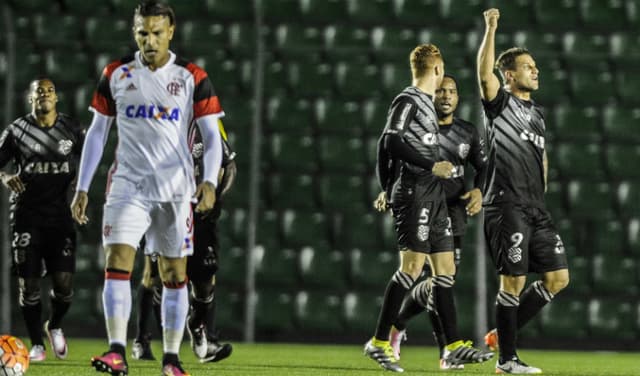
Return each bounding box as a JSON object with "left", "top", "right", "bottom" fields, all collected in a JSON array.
[{"left": 102, "top": 196, "right": 194, "bottom": 258}]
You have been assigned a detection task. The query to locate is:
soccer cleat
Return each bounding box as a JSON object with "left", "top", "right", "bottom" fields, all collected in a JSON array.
[
  {"left": 29, "top": 344, "right": 46, "bottom": 362},
  {"left": 131, "top": 337, "right": 155, "bottom": 360},
  {"left": 187, "top": 323, "right": 208, "bottom": 359},
  {"left": 91, "top": 351, "right": 128, "bottom": 376},
  {"left": 389, "top": 327, "right": 406, "bottom": 361},
  {"left": 200, "top": 341, "right": 233, "bottom": 363},
  {"left": 363, "top": 339, "right": 404, "bottom": 373},
  {"left": 440, "top": 349, "right": 464, "bottom": 370},
  {"left": 162, "top": 362, "right": 190, "bottom": 376},
  {"left": 445, "top": 340, "right": 494, "bottom": 365},
  {"left": 496, "top": 358, "right": 542, "bottom": 374},
  {"left": 485, "top": 328, "right": 499, "bottom": 351},
  {"left": 44, "top": 320, "right": 68, "bottom": 359}
]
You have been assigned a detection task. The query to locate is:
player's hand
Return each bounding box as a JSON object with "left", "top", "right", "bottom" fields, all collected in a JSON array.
[
  {"left": 373, "top": 191, "right": 388, "bottom": 212},
  {"left": 432, "top": 161, "right": 455, "bottom": 178},
  {"left": 461, "top": 188, "right": 483, "bottom": 216},
  {"left": 70, "top": 190, "right": 89, "bottom": 225},
  {"left": 483, "top": 8, "right": 500, "bottom": 29},
  {"left": 0, "top": 173, "right": 25, "bottom": 194},
  {"left": 195, "top": 181, "right": 217, "bottom": 213}
]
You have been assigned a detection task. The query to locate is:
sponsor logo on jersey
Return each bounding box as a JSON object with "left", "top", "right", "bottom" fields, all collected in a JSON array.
[
  {"left": 520, "top": 129, "right": 545, "bottom": 149},
  {"left": 125, "top": 104, "right": 180, "bottom": 121},
  {"left": 24, "top": 161, "right": 70, "bottom": 174},
  {"left": 58, "top": 139, "right": 73, "bottom": 155},
  {"left": 119, "top": 65, "right": 135, "bottom": 80},
  {"left": 458, "top": 143, "right": 470, "bottom": 158},
  {"left": 451, "top": 165, "right": 465, "bottom": 178},
  {"left": 103, "top": 224, "right": 112, "bottom": 237},
  {"left": 126, "top": 83, "right": 137, "bottom": 91},
  {"left": 422, "top": 132, "right": 437, "bottom": 145}
]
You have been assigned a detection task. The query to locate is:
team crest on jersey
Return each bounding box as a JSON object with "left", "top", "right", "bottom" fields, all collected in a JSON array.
[
  {"left": 167, "top": 79, "right": 185, "bottom": 96},
  {"left": 58, "top": 139, "right": 73, "bottom": 155},
  {"left": 192, "top": 142, "right": 203, "bottom": 158},
  {"left": 458, "top": 143, "right": 470, "bottom": 158},
  {"left": 422, "top": 132, "right": 437, "bottom": 145}
]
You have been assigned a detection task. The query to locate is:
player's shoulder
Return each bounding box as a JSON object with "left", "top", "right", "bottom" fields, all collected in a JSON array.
[
  {"left": 56, "top": 113, "right": 82, "bottom": 129},
  {"left": 6, "top": 114, "right": 32, "bottom": 130},
  {"left": 101, "top": 55, "right": 135, "bottom": 79},
  {"left": 173, "top": 56, "right": 209, "bottom": 84},
  {"left": 453, "top": 117, "right": 476, "bottom": 129}
]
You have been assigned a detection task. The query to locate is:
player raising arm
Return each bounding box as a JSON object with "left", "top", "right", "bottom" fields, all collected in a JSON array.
[{"left": 477, "top": 8, "right": 570, "bottom": 375}]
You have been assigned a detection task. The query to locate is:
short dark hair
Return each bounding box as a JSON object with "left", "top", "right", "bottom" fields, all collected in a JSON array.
[
  {"left": 495, "top": 47, "right": 530, "bottom": 78},
  {"left": 134, "top": 0, "right": 175, "bottom": 26}
]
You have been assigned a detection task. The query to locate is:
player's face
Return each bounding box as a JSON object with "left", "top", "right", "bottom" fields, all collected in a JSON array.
[
  {"left": 509, "top": 54, "right": 539, "bottom": 92},
  {"left": 435, "top": 77, "right": 459, "bottom": 117},
  {"left": 133, "top": 15, "right": 175, "bottom": 69},
  {"left": 29, "top": 79, "right": 57, "bottom": 113}
]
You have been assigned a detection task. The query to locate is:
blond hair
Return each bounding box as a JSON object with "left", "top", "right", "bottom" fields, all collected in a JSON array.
[{"left": 410, "top": 43, "right": 442, "bottom": 79}]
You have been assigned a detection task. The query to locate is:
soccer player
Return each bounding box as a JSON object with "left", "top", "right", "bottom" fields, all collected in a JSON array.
[
  {"left": 477, "top": 8, "right": 570, "bottom": 374},
  {"left": 132, "top": 125, "right": 236, "bottom": 363},
  {"left": 366, "top": 44, "right": 493, "bottom": 373},
  {"left": 375, "top": 74, "right": 488, "bottom": 370},
  {"left": 70, "top": 2, "right": 224, "bottom": 376},
  {"left": 0, "top": 78, "right": 85, "bottom": 361}
]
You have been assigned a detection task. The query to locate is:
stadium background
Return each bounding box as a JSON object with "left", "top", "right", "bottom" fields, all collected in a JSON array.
[{"left": 0, "top": 0, "right": 638, "bottom": 351}]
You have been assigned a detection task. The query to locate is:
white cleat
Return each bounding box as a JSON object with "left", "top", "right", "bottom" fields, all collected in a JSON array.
[
  {"left": 496, "top": 358, "right": 542, "bottom": 374},
  {"left": 29, "top": 344, "right": 46, "bottom": 362},
  {"left": 44, "top": 320, "right": 68, "bottom": 359}
]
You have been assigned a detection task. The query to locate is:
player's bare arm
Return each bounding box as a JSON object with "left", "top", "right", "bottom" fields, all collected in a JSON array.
[
  {"left": 0, "top": 171, "right": 25, "bottom": 194},
  {"left": 70, "top": 191, "right": 89, "bottom": 225},
  {"left": 477, "top": 8, "right": 501, "bottom": 101},
  {"left": 460, "top": 188, "right": 482, "bottom": 216}
]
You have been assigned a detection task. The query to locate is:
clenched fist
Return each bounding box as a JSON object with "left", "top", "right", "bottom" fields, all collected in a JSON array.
[
  {"left": 484, "top": 8, "right": 500, "bottom": 29},
  {"left": 432, "top": 161, "right": 455, "bottom": 179}
]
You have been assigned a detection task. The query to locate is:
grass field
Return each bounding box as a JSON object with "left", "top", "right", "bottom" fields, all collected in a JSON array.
[{"left": 17, "top": 339, "right": 640, "bottom": 376}]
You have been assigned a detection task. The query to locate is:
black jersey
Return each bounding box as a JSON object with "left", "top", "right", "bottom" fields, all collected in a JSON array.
[
  {"left": 438, "top": 117, "right": 487, "bottom": 204},
  {"left": 0, "top": 113, "right": 84, "bottom": 225},
  {"left": 189, "top": 123, "right": 236, "bottom": 222},
  {"left": 481, "top": 88, "right": 546, "bottom": 206},
  {"left": 383, "top": 86, "right": 440, "bottom": 177}
]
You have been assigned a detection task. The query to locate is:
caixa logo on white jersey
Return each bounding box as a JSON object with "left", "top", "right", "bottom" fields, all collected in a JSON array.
[
  {"left": 24, "top": 161, "right": 70, "bottom": 174},
  {"left": 125, "top": 104, "right": 180, "bottom": 121},
  {"left": 519, "top": 129, "right": 545, "bottom": 149}
]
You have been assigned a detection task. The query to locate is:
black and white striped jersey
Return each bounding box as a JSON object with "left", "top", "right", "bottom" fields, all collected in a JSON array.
[
  {"left": 481, "top": 88, "right": 546, "bottom": 206},
  {"left": 438, "top": 117, "right": 487, "bottom": 203},
  {"left": 384, "top": 86, "right": 440, "bottom": 177},
  {"left": 0, "top": 113, "right": 84, "bottom": 225}
]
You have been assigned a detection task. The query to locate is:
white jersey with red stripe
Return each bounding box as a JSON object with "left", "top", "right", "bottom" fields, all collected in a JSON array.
[{"left": 91, "top": 50, "right": 224, "bottom": 201}]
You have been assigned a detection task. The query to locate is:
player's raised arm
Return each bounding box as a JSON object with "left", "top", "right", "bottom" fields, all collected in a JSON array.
[{"left": 477, "top": 8, "right": 501, "bottom": 101}]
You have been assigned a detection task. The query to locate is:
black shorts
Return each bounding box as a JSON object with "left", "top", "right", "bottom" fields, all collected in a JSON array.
[
  {"left": 187, "top": 213, "right": 219, "bottom": 282},
  {"left": 391, "top": 176, "right": 453, "bottom": 254},
  {"left": 11, "top": 223, "right": 76, "bottom": 278},
  {"left": 447, "top": 202, "right": 468, "bottom": 237},
  {"left": 484, "top": 204, "right": 568, "bottom": 276}
]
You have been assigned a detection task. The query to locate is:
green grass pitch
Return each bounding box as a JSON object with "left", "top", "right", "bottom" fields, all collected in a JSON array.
[{"left": 19, "top": 339, "right": 640, "bottom": 376}]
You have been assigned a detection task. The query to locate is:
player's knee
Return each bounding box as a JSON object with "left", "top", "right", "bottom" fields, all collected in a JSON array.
[
  {"left": 546, "top": 273, "right": 569, "bottom": 295},
  {"left": 392, "top": 270, "right": 417, "bottom": 290},
  {"left": 51, "top": 272, "right": 73, "bottom": 296},
  {"left": 190, "top": 281, "right": 214, "bottom": 302},
  {"left": 18, "top": 280, "right": 40, "bottom": 307}
]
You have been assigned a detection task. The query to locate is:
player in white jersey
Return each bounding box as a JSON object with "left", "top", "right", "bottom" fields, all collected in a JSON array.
[{"left": 70, "top": 2, "right": 222, "bottom": 376}]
